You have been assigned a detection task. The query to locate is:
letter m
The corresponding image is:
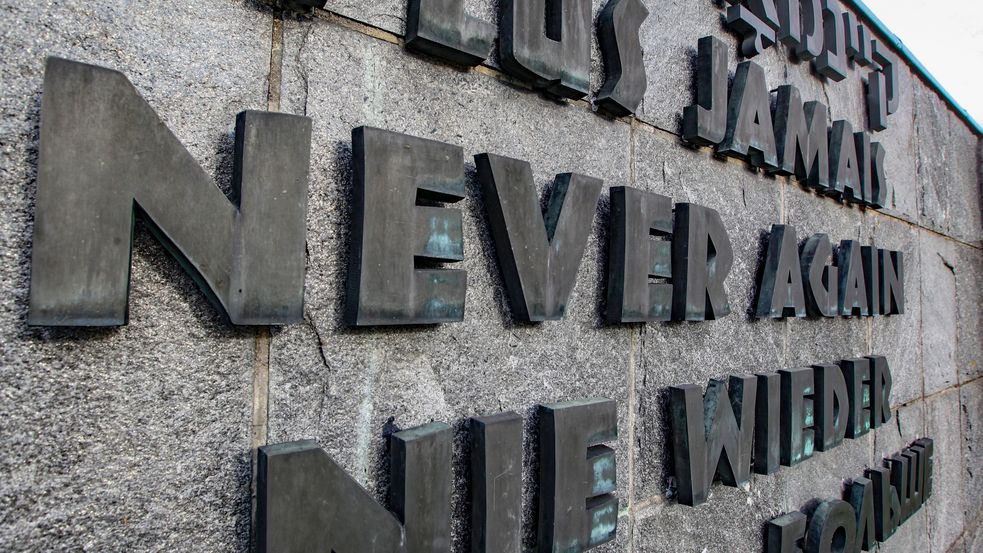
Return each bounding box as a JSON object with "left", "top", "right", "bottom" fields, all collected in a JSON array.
[{"left": 28, "top": 58, "right": 312, "bottom": 326}]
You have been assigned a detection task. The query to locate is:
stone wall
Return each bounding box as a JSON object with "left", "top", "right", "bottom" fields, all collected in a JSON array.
[{"left": 0, "top": 0, "right": 980, "bottom": 551}]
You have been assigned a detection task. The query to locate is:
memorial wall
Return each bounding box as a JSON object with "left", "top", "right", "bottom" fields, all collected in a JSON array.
[{"left": 0, "top": 0, "right": 980, "bottom": 551}]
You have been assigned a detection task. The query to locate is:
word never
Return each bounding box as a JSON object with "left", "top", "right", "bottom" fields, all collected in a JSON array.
[
  {"left": 767, "top": 438, "right": 934, "bottom": 552},
  {"left": 683, "top": 36, "right": 888, "bottom": 210},
  {"left": 258, "top": 398, "right": 618, "bottom": 553},
  {"left": 669, "top": 356, "right": 892, "bottom": 507},
  {"left": 756, "top": 225, "right": 904, "bottom": 319}
]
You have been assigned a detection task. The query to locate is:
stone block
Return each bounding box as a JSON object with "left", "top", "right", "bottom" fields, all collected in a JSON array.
[
  {"left": 920, "top": 232, "right": 959, "bottom": 395},
  {"left": 0, "top": 0, "right": 272, "bottom": 550},
  {"left": 870, "top": 215, "right": 923, "bottom": 405},
  {"left": 943, "top": 109, "right": 982, "bottom": 247},
  {"left": 629, "top": 126, "right": 785, "bottom": 502},
  {"left": 955, "top": 243, "right": 983, "bottom": 384},
  {"left": 915, "top": 83, "right": 953, "bottom": 235},
  {"left": 272, "top": 18, "right": 634, "bottom": 550},
  {"left": 961, "top": 381, "right": 983, "bottom": 529},
  {"left": 926, "top": 388, "right": 966, "bottom": 552}
]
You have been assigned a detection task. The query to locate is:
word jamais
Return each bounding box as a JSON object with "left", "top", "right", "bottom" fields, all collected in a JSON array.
[
  {"left": 767, "top": 438, "right": 934, "bottom": 553},
  {"left": 258, "top": 398, "right": 619, "bottom": 553},
  {"left": 27, "top": 59, "right": 905, "bottom": 327},
  {"left": 669, "top": 356, "right": 892, "bottom": 507},
  {"left": 683, "top": 36, "right": 889, "bottom": 210}
]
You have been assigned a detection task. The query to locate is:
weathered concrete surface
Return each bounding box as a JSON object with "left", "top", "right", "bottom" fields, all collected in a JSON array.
[{"left": 0, "top": 0, "right": 272, "bottom": 550}]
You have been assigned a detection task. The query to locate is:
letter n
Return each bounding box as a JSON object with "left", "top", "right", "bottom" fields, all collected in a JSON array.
[{"left": 29, "top": 58, "right": 312, "bottom": 326}]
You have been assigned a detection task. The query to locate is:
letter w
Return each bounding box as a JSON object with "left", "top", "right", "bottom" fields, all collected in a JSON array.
[{"left": 28, "top": 58, "right": 312, "bottom": 326}]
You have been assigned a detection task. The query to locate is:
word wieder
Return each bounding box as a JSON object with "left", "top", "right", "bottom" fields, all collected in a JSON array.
[
  {"left": 258, "top": 398, "right": 619, "bottom": 552},
  {"left": 683, "top": 36, "right": 889, "bottom": 210},
  {"left": 767, "top": 438, "right": 934, "bottom": 553},
  {"left": 669, "top": 356, "right": 892, "bottom": 507}
]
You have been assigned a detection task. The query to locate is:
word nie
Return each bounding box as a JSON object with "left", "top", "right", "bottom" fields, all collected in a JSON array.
[
  {"left": 258, "top": 398, "right": 618, "bottom": 553},
  {"left": 670, "top": 356, "right": 892, "bottom": 507},
  {"left": 767, "top": 438, "right": 934, "bottom": 553},
  {"left": 683, "top": 36, "right": 889, "bottom": 210},
  {"left": 756, "top": 225, "right": 904, "bottom": 319},
  {"left": 719, "top": 0, "right": 899, "bottom": 131}
]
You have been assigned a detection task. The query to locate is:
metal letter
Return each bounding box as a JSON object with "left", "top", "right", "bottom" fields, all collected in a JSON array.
[
  {"left": 840, "top": 358, "right": 872, "bottom": 439},
  {"left": 500, "top": 0, "right": 592, "bottom": 98},
  {"left": 815, "top": 0, "right": 847, "bottom": 81},
  {"left": 849, "top": 477, "right": 877, "bottom": 551},
  {"left": 872, "top": 40, "right": 899, "bottom": 115},
  {"left": 813, "top": 363, "right": 848, "bottom": 451},
  {"left": 913, "top": 438, "right": 934, "bottom": 499},
  {"left": 861, "top": 246, "right": 880, "bottom": 316},
  {"left": 347, "top": 127, "right": 466, "bottom": 326},
  {"left": 780, "top": 367, "right": 815, "bottom": 466},
  {"left": 756, "top": 224, "right": 807, "bottom": 319},
  {"left": 869, "top": 142, "right": 888, "bottom": 207},
  {"left": 391, "top": 423, "right": 453, "bottom": 553},
  {"left": 683, "top": 36, "right": 729, "bottom": 146},
  {"left": 671, "top": 203, "right": 734, "bottom": 321},
  {"left": 596, "top": 0, "right": 649, "bottom": 116},
  {"left": 887, "top": 452, "right": 912, "bottom": 523},
  {"left": 405, "top": 0, "right": 495, "bottom": 66},
  {"left": 837, "top": 240, "right": 868, "bottom": 317},
  {"left": 867, "top": 465, "right": 901, "bottom": 541},
  {"left": 773, "top": 85, "right": 830, "bottom": 190},
  {"left": 257, "top": 441, "right": 405, "bottom": 553},
  {"left": 719, "top": 61, "right": 779, "bottom": 169},
  {"left": 471, "top": 413, "right": 523, "bottom": 553},
  {"left": 29, "top": 58, "right": 311, "bottom": 326},
  {"left": 854, "top": 131, "right": 873, "bottom": 204},
  {"left": 829, "top": 120, "right": 863, "bottom": 202},
  {"left": 867, "top": 70, "right": 889, "bottom": 132},
  {"left": 775, "top": 0, "right": 802, "bottom": 49},
  {"left": 796, "top": 0, "right": 824, "bottom": 60},
  {"left": 867, "top": 355, "right": 892, "bottom": 427},
  {"left": 805, "top": 499, "right": 857, "bottom": 553},
  {"left": 847, "top": 21, "right": 874, "bottom": 66},
  {"left": 538, "top": 398, "right": 618, "bottom": 551},
  {"left": 606, "top": 187, "right": 673, "bottom": 323},
  {"left": 476, "top": 153, "right": 602, "bottom": 322},
  {"left": 879, "top": 249, "right": 904, "bottom": 314},
  {"left": 767, "top": 511, "right": 807, "bottom": 553},
  {"left": 726, "top": 2, "right": 777, "bottom": 57},
  {"left": 755, "top": 372, "right": 782, "bottom": 475},
  {"left": 669, "top": 376, "right": 757, "bottom": 507},
  {"left": 800, "top": 234, "right": 839, "bottom": 317}
]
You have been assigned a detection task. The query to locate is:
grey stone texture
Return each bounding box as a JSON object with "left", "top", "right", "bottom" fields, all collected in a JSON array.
[
  {"left": 0, "top": 1, "right": 273, "bottom": 550},
  {"left": 0, "top": 0, "right": 980, "bottom": 552}
]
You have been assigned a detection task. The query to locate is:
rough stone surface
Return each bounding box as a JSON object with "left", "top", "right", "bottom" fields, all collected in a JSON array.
[
  {"left": 961, "top": 380, "right": 983, "bottom": 532},
  {"left": 0, "top": 1, "right": 272, "bottom": 550},
  {"left": 926, "top": 388, "right": 966, "bottom": 553},
  {"left": 920, "top": 232, "right": 959, "bottom": 396}
]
